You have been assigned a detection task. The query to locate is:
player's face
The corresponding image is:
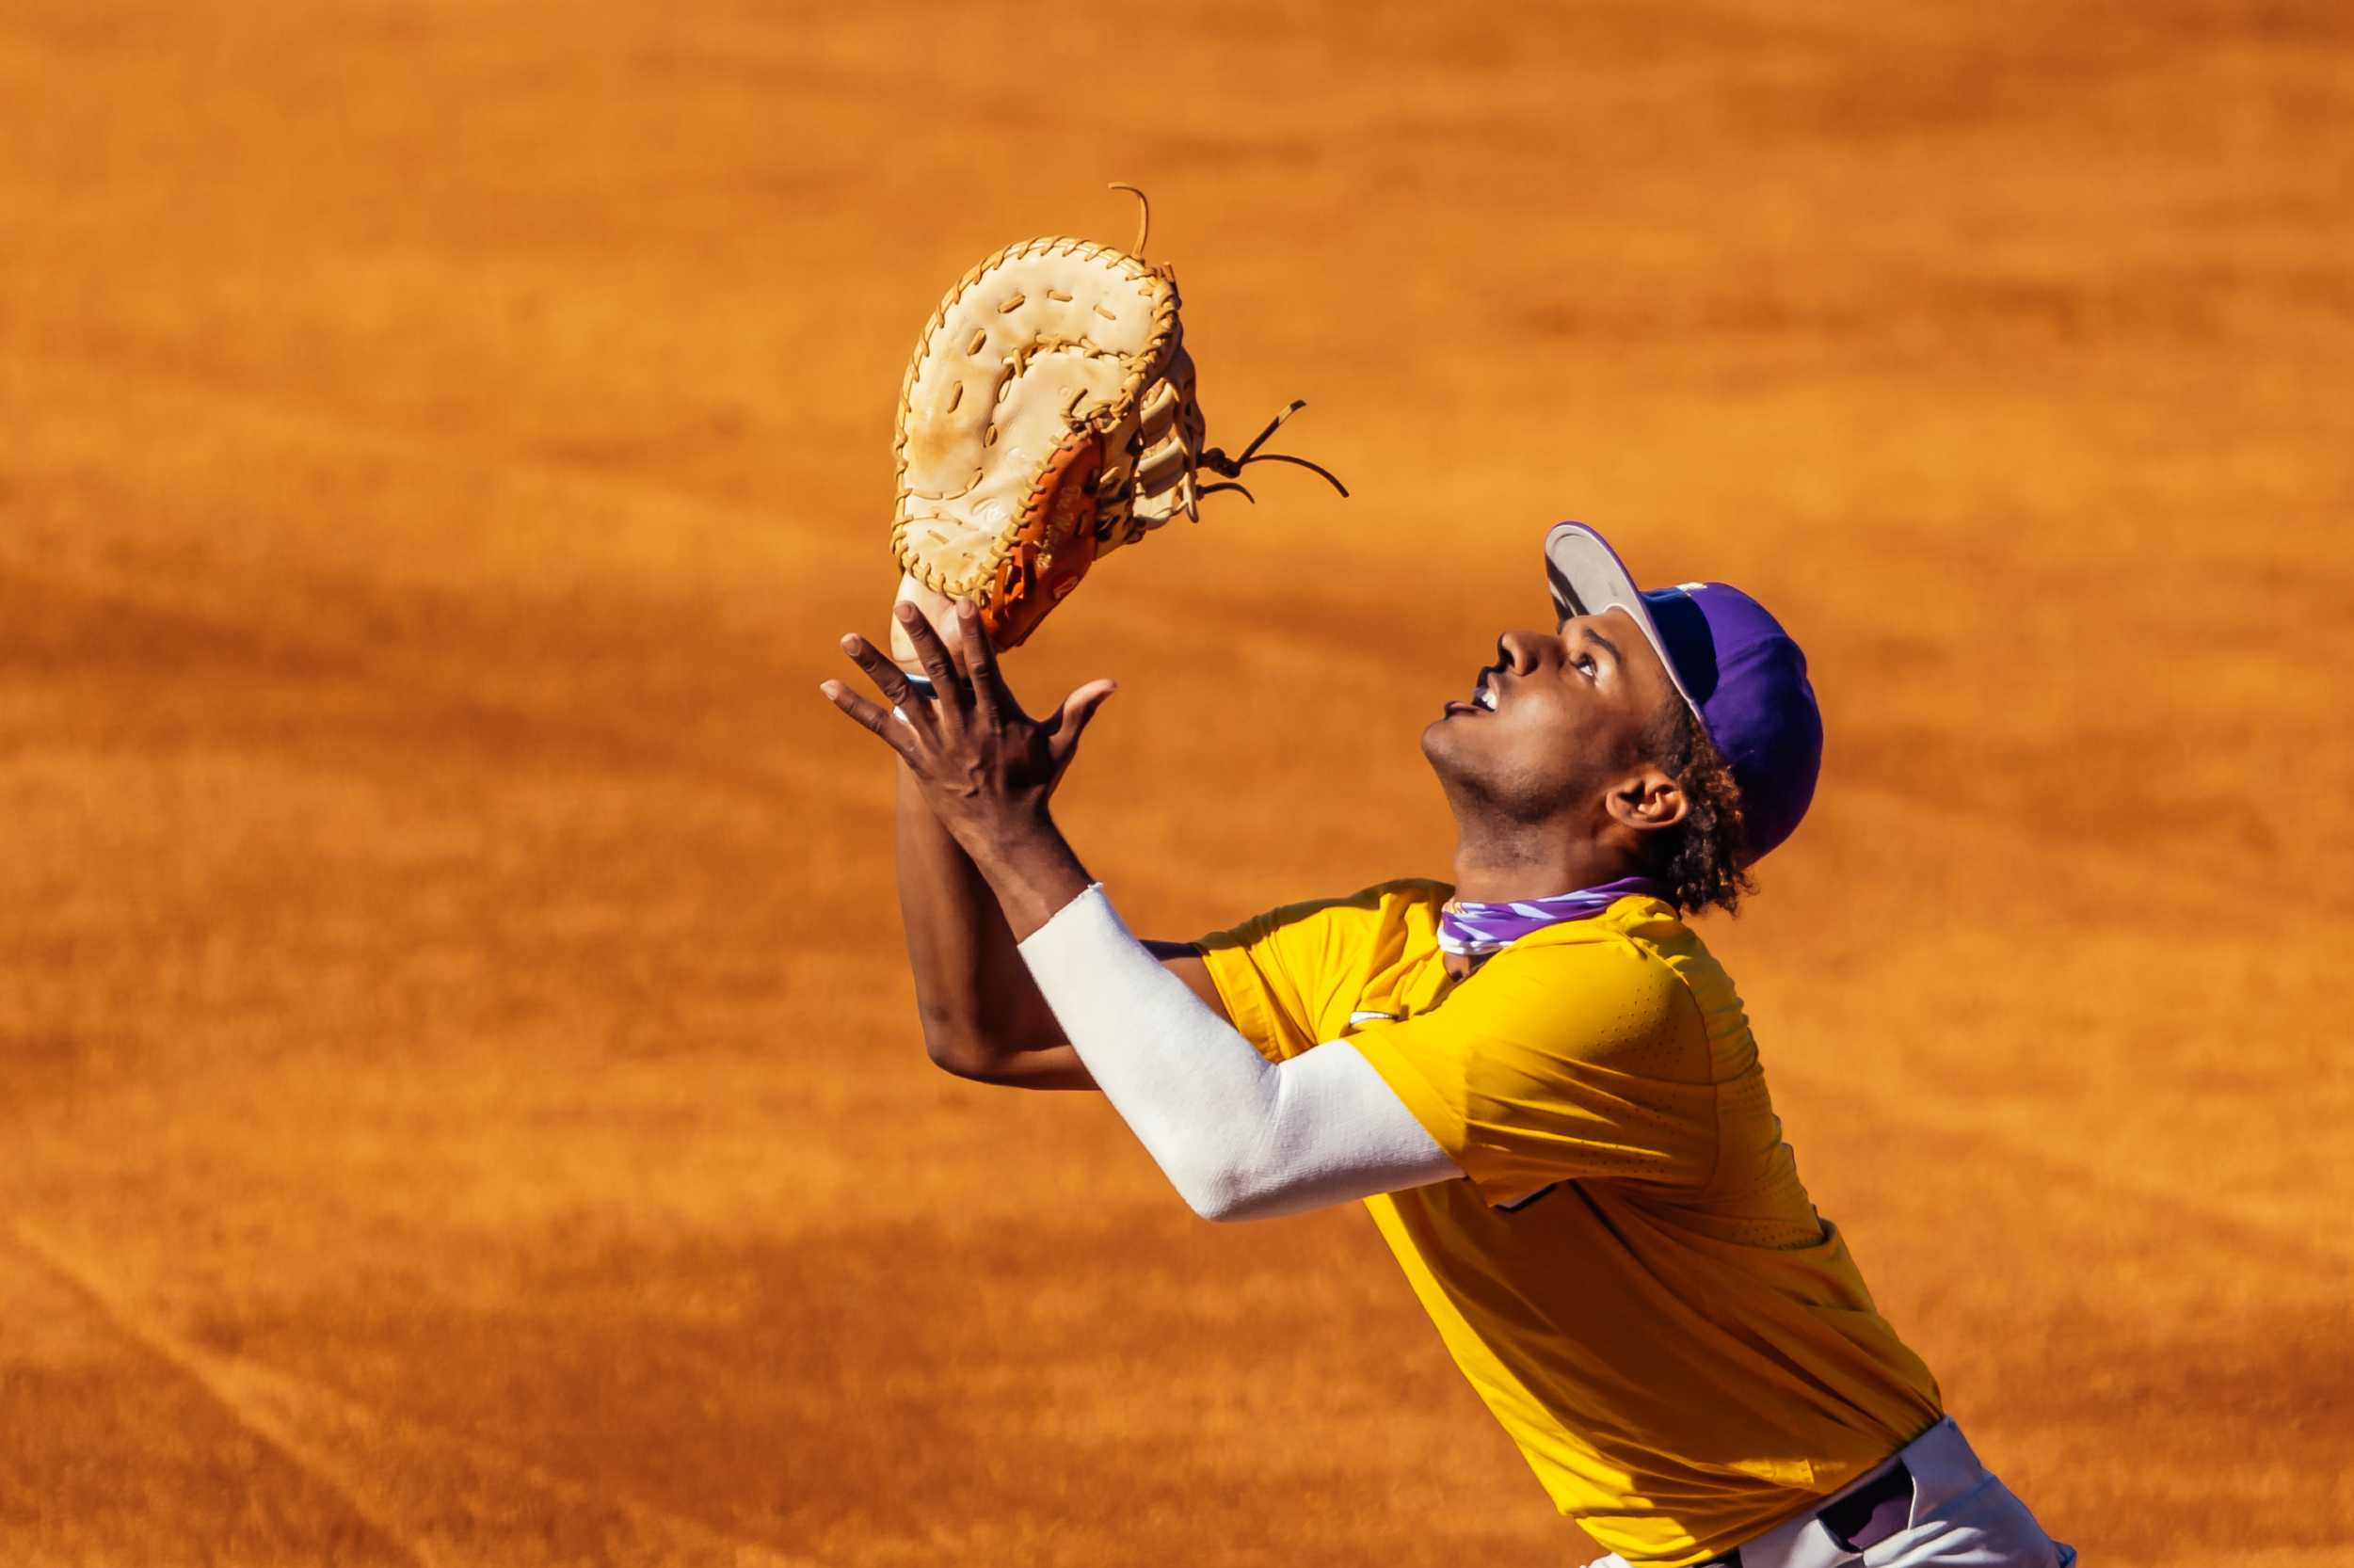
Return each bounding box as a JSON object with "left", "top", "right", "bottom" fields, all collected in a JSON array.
[{"left": 1420, "top": 607, "right": 1680, "bottom": 824}]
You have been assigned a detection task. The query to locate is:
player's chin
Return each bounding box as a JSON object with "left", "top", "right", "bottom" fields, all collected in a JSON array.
[{"left": 1420, "top": 712, "right": 1481, "bottom": 770}]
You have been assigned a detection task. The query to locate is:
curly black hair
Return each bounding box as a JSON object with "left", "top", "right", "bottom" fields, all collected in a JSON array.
[{"left": 1639, "top": 697, "right": 1753, "bottom": 917}]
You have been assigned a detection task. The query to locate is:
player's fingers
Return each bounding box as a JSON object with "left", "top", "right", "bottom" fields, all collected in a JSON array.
[
  {"left": 841, "top": 633, "right": 942, "bottom": 742},
  {"left": 896, "top": 600, "right": 967, "bottom": 707},
  {"left": 841, "top": 633, "right": 921, "bottom": 707},
  {"left": 955, "top": 600, "right": 1010, "bottom": 724},
  {"left": 819, "top": 680, "right": 922, "bottom": 762}
]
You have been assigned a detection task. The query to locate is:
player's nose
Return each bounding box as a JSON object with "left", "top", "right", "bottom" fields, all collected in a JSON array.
[{"left": 1496, "top": 630, "right": 1549, "bottom": 675}]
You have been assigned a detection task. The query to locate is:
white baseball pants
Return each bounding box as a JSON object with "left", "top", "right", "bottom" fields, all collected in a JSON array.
[{"left": 1584, "top": 1417, "right": 2076, "bottom": 1568}]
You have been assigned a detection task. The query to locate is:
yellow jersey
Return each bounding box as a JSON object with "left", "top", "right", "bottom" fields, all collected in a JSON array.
[{"left": 1193, "top": 879, "right": 1943, "bottom": 1567}]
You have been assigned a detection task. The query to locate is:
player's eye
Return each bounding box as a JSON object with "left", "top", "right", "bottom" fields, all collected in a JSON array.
[{"left": 1575, "top": 653, "right": 1598, "bottom": 679}]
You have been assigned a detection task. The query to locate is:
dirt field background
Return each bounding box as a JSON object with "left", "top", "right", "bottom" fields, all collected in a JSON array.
[{"left": 4, "top": 3, "right": 2349, "bottom": 1564}]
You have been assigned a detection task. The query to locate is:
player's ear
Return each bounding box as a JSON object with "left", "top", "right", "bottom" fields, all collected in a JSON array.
[{"left": 1606, "top": 764, "right": 1689, "bottom": 835}]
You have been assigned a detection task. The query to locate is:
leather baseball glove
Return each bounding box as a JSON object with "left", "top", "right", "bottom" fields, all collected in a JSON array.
[{"left": 889, "top": 187, "right": 1343, "bottom": 663}]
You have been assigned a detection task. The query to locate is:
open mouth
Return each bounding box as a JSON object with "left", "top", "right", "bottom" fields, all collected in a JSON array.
[{"left": 1443, "top": 667, "right": 1502, "bottom": 718}]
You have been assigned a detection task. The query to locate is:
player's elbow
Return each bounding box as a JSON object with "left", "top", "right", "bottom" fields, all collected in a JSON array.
[
  {"left": 918, "top": 1019, "right": 1010, "bottom": 1083},
  {"left": 1178, "top": 1180, "right": 1244, "bottom": 1224},
  {"left": 1170, "top": 1160, "right": 1264, "bottom": 1224}
]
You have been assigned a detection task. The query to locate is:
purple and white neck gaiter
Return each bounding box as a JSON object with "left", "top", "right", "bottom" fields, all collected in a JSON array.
[{"left": 1435, "top": 875, "right": 1671, "bottom": 959}]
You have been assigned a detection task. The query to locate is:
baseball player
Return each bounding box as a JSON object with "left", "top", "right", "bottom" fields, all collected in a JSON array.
[{"left": 820, "top": 522, "right": 2077, "bottom": 1568}]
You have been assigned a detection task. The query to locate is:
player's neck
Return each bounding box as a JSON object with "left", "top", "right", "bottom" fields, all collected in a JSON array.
[
  {"left": 1449, "top": 831, "right": 1636, "bottom": 907},
  {"left": 1445, "top": 836, "right": 1641, "bottom": 981}
]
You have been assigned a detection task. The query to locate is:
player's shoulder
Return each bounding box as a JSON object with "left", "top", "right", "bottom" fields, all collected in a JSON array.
[
  {"left": 1193, "top": 877, "right": 1445, "bottom": 957},
  {"left": 1338, "top": 877, "right": 1453, "bottom": 951},
  {"left": 1467, "top": 903, "right": 1705, "bottom": 1043},
  {"left": 1486, "top": 919, "right": 1689, "bottom": 993},
  {"left": 1278, "top": 876, "right": 1450, "bottom": 908},
  {"left": 1358, "top": 876, "right": 1452, "bottom": 917},
  {"left": 1263, "top": 876, "right": 1450, "bottom": 929}
]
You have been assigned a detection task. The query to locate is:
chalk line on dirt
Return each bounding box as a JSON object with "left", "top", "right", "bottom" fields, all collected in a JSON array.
[
  {"left": 7, "top": 1221, "right": 444, "bottom": 1568},
  {"left": 7, "top": 1220, "right": 827, "bottom": 1568}
]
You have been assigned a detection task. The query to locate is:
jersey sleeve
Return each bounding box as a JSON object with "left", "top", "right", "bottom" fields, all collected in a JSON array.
[
  {"left": 1191, "top": 883, "right": 1433, "bottom": 1064},
  {"left": 1345, "top": 936, "right": 1719, "bottom": 1205}
]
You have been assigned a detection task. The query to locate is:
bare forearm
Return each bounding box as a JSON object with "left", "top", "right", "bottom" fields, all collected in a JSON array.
[{"left": 893, "top": 763, "right": 1092, "bottom": 1084}]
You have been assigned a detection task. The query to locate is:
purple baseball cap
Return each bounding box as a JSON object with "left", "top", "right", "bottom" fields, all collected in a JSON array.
[{"left": 1544, "top": 521, "right": 1823, "bottom": 863}]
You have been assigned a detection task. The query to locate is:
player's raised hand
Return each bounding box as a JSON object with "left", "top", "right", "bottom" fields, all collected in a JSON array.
[{"left": 823, "top": 599, "right": 1116, "bottom": 853}]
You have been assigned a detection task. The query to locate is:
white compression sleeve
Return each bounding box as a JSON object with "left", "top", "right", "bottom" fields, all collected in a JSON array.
[{"left": 1015, "top": 884, "right": 1460, "bottom": 1222}]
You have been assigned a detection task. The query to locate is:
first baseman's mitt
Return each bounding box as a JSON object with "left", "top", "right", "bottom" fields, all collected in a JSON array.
[{"left": 890, "top": 186, "right": 1343, "bottom": 653}]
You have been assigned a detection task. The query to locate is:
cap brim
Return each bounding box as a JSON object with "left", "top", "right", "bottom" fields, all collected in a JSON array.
[{"left": 1543, "top": 521, "right": 1702, "bottom": 718}]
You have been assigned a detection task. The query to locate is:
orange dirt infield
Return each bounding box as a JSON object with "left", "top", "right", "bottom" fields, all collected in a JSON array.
[{"left": 3, "top": 4, "right": 2349, "bottom": 1564}]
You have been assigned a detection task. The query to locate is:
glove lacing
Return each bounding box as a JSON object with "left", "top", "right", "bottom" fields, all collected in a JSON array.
[{"left": 1197, "top": 399, "right": 1350, "bottom": 504}]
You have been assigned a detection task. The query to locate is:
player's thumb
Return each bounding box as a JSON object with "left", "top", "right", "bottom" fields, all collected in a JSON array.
[{"left": 1049, "top": 679, "right": 1118, "bottom": 764}]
